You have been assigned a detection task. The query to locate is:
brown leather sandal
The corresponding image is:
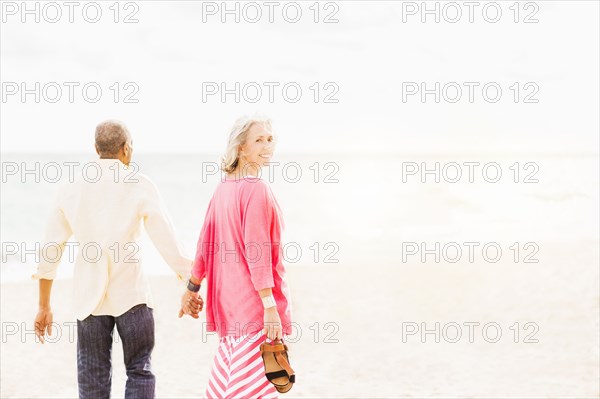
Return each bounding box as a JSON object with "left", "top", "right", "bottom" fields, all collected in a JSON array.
[{"left": 260, "top": 339, "right": 295, "bottom": 393}]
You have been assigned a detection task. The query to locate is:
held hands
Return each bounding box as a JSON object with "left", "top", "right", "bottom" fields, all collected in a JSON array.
[
  {"left": 263, "top": 307, "right": 283, "bottom": 341},
  {"left": 178, "top": 289, "right": 203, "bottom": 319},
  {"left": 34, "top": 307, "right": 53, "bottom": 344}
]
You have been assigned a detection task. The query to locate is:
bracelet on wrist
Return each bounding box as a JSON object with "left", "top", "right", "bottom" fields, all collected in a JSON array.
[
  {"left": 187, "top": 278, "right": 201, "bottom": 292},
  {"left": 261, "top": 295, "right": 276, "bottom": 309}
]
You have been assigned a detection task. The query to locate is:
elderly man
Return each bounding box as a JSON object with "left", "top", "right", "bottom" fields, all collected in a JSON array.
[{"left": 33, "top": 120, "right": 203, "bottom": 399}]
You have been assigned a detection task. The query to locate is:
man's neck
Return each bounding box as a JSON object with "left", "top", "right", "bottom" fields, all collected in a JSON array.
[{"left": 98, "top": 156, "right": 127, "bottom": 166}]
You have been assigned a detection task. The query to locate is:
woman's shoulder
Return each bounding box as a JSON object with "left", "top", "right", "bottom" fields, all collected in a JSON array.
[
  {"left": 241, "top": 176, "right": 271, "bottom": 193},
  {"left": 236, "top": 177, "right": 275, "bottom": 205}
]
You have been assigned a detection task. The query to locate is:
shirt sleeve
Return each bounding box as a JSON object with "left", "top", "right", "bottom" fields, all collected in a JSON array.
[
  {"left": 140, "top": 179, "right": 192, "bottom": 281},
  {"left": 243, "top": 181, "right": 276, "bottom": 291},
  {"left": 32, "top": 190, "right": 73, "bottom": 280},
  {"left": 191, "top": 200, "right": 213, "bottom": 283}
]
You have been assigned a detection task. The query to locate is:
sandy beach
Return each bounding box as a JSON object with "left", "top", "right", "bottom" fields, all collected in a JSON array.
[{"left": 2, "top": 239, "right": 598, "bottom": 398}]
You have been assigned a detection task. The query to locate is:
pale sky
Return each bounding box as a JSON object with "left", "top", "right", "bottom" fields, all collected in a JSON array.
[{"left": 1, "top": 1, "right": 598, "bottom": 154}]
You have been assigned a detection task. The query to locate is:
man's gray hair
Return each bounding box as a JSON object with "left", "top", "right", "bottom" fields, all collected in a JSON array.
[{"left": 95, "top": 120, "right": 130, "bottom": 157}]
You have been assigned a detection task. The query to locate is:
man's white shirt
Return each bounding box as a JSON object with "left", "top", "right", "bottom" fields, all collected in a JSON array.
[{"left": 32, "top": 158, "right": 192, "bottom": 320}]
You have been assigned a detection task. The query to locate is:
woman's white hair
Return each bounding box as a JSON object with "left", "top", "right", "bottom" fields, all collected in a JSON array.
[{"left": 221, "top": 114, "right": 273, "bottom": 174}]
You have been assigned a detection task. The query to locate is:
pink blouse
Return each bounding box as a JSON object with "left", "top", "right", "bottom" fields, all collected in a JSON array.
[{"left": 192, "top": 177, "right": 292, "bottom": 338}]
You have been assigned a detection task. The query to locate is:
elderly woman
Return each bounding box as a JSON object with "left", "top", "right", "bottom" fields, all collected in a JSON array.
[{"left": 180, "top": 115, "right": 293, "bottom": 398}]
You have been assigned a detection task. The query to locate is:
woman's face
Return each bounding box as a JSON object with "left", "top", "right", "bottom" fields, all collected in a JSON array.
[{"left": 239, "top": 122, "right": 274, "bottom": 168}]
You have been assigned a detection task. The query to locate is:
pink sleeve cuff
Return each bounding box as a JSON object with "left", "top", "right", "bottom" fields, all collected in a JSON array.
[{"left": 250, "top": 267, "right": 275, "bottom": 291}]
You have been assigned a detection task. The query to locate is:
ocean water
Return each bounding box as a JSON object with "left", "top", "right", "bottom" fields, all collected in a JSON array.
[{"left": 1, "top": 152, "right": 598, "bottom": 282}]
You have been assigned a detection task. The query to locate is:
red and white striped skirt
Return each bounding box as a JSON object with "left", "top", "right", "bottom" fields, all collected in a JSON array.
[{"left": 205, "top": 331, "right": 279, "bottom": 399}]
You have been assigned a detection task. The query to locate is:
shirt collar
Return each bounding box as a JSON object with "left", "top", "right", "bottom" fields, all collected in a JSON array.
[{"left": 95, "top": 158, "right": 129, "bottom": 170}]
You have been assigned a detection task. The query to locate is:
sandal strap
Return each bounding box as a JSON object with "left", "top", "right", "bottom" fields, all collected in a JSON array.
[
  {"left": 265, "top": 370, "right": 289, "bottom": 382},
  {"left": 265, "top": 370, "right": 296, "bottom": 384},
  {"left": 261, "top": 343, "right": 287, "bottom": 352},
  {"left": 274, "top": 352, "right": 295, "bottom": 379}
]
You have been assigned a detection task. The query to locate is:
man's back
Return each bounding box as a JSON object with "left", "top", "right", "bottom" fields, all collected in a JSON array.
[
  {"left": 64, "top": 160, "right": 144, "bottom": 245},
  {"left": 33, "top": 158, "right": 192, "bottom": 319}
]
